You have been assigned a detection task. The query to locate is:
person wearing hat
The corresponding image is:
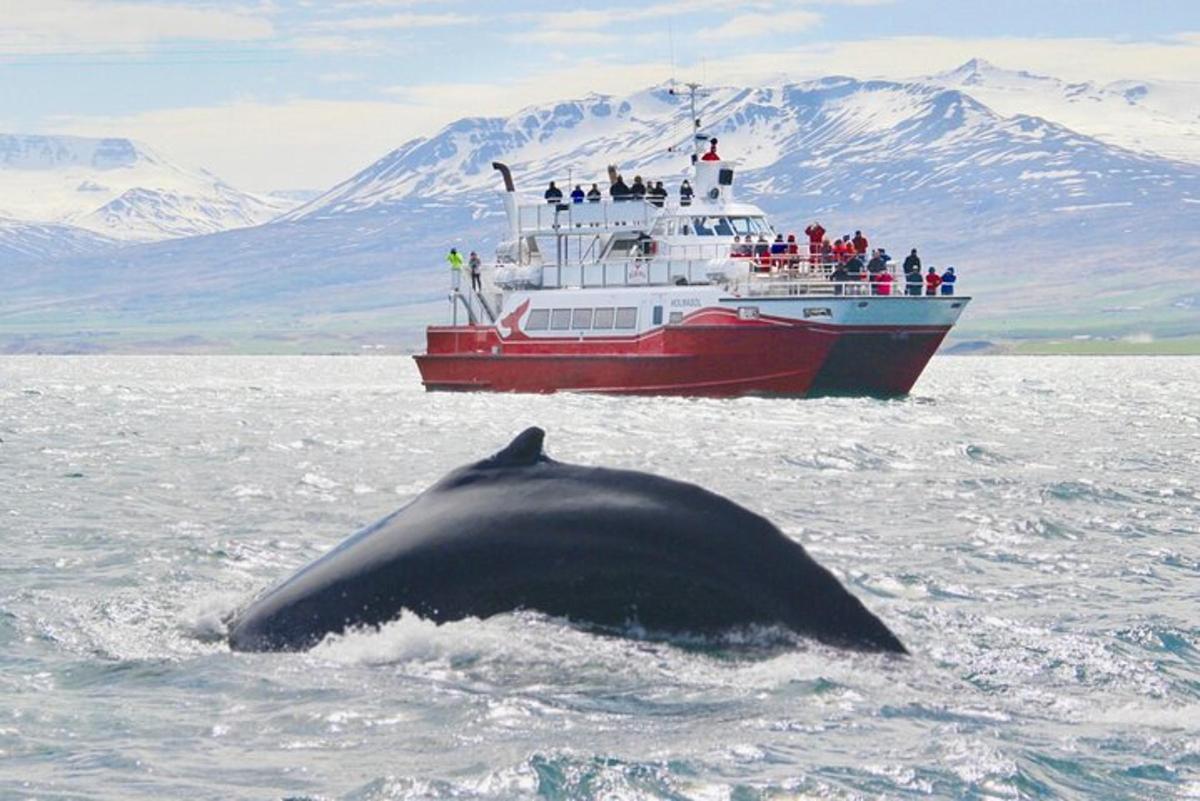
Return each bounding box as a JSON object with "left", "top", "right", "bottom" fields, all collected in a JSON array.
[
  {"left": 939, "top": 266, "right": 956, "bottom": 295},
  {"left": 701, "top": 138, "right": 720, "bottom": 161},
  {"left": 925, "top": 266, "right": 942, "bottom": 296}
]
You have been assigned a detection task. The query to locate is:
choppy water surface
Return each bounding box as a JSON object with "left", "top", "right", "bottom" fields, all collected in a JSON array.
[{"left": 1, "top": 355, "right": 1197, "bottom": 800}]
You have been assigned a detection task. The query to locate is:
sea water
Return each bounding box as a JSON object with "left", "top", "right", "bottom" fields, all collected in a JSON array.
[{"left": 0, "top": 355, "right": 1197, "bottom": 800}]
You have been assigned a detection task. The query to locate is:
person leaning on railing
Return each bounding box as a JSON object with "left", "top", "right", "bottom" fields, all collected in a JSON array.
[
  {"left": 940, "top": 267, "right": 956, "bottom": 295},
  {"left": 446, "top": 247, "right": 464, "bottom": 289},
  {"left": 587, "top": 183, "right": 602, "bottom": 202},
  {"left": 925, "top": 267, "right": 942, "bottom": 296},
  {"left": 830, "top": 261, "right": 849, "bottom": 295},
  {"left": 544, "top": 181, "right": 563, "bottom": 204},
  {"left": 610, "top": 175, "right": 630, "bottom": 201}
]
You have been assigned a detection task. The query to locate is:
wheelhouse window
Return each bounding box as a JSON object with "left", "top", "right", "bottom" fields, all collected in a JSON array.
[
  {"left": 571, "top": 308, "right": 593, "bottom": 329},
  {"left": 728, "top": 216, "right": 772, "bottom": 236},
  {"left": 607, "top": 236, "right": 640, "bottom": 257},
  {"left": 593, "top": 307, "right": 615, "bottom": 329},
  {"left": 551, "top": 308, "right": 572, "bottom": 330},
  {"left": 691, "top": 217, "right": 714, "bottom": 236},
  {"left": 615, "top": 307, "right": 638, "bottom": 329},
  {"left": 712, "top": 218, "right": 734, "bottom": 236},
  {"left": 526, "top": 309, "right": 549, "bottom": 331}
]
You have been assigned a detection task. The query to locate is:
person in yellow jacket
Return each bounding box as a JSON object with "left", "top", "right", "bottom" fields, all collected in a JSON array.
[{"left": 446, "top": 247, "right": 463, "bottom": 289}]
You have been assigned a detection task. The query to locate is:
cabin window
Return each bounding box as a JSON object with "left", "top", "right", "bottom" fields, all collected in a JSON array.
[
  {"left": 593, "top": 307, "right": 615, "bottom": 329},
  {"left": 652, "top": 305, "right": 663, "bottom": 325},
  {"left": 572, "top": 308, "right": 593, "bottom": 329},
  {"left": 713, "top": 218, "right": 734, "bottom": 237},
  {"left": 608, "top": 237, "right": 639, "bottom": 257},
  {"left": 692, "top": 217, "right": 714, "bottom": 236},
  {"left": 551, "top": 308, "right": 572, "bottom": 330},
  {"left": 526, "top": 309, "right": 550, "bottom": 330},
  {"left": 615, "top": 307, "right": 638, "bottom": 329}
]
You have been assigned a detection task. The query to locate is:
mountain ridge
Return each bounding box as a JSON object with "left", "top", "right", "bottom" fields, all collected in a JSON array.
[{"left": 0, "top": 133, "right": 296, "bottom": 242}]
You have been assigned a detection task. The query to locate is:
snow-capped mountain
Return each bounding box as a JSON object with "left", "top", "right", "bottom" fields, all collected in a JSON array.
[
  {"left": 287, "top": 76, "right": 1198, "bottom": 230},
  {"left": 926, "top": 58, "right": 1200, "bottom": 165},
  {"left": 5, "top": 67, "right": 1200, "bottom": 350},
  {"left": 0, "top": 217, "right": 118, "bottom": 263},
  {"left": 0, "top": 134, "right": 295, "bottom": 242}
]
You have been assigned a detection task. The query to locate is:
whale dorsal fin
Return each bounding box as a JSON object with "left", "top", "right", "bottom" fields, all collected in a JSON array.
[{"left": 481, "top": 427, "right": 548, "bottom": 469}]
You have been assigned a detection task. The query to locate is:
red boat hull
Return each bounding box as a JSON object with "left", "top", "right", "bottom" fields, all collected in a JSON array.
[
  {"left": 415, "top": 315, "right": 838, "bottom": 396},
  {"left": 414, "top": 307, "right": 952, "bottom": 398}
]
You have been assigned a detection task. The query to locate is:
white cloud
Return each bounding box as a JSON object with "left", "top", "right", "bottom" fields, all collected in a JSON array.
[
  {"left": 0, "top": 0, "right": 275, "bottom": 54},
  {"left": 41, "top": 32, "right": 1200, "bottom": 193},
  {"left": 315, "top": 12, "right": 478, "bottom": 31},
  {"left": 696, "top": 10, "right": 822, "bottom": 41},
  {"left": 47, "top": 99, "right": 438, "bottom": 192}
]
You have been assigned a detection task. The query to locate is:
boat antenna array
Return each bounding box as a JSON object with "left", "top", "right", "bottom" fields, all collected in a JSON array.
[{"left": 667, "top": 82, "right": 710, "bottom": 163}]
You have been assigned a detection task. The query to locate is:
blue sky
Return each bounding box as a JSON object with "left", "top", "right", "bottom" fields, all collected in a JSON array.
[{"left": 3, "top": 0, "right": 1198, "bottom": 191}]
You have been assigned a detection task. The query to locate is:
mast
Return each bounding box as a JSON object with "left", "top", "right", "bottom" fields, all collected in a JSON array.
[{"left": 687, "top": 82, "right": 704, "bottom": 164}]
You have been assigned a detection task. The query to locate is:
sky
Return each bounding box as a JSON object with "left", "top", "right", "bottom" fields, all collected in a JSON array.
[{"left": 2, "top": 0, "right": 1198, "bottom": 193}]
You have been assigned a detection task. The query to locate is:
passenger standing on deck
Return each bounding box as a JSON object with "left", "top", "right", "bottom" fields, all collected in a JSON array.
[
  {"left": 679, "top": 179, "right": 694, "bottom": 206},
  {"left": 830, "top": 262, "right": 850, "bottom": 295},
  {"left": 701, "top": 138, "right": 720, "bottom": 161},
  {"left": 876, "top": 270, "right": 894, "bottom": 296},
  {"left": 852, "top": 230, "right": 869, "bottom": 255},
  {"left": 468, "top": 251, "right": 482, "bottom": 292},
  {"left": 544, "top": 182, "right": 563, "bottom": 204},
  {"left": 630, "top": 176, "right": 647, "bottom": 200},
  {"left": 925, "top": 267, "right": 942, "bottom": 296},
  {"left": 866, "top": 249, "right": 886, "bottom": 277},
  {"left": 905, "top": 261, "right": 923, "bottom": 296},
  {"left": 610, "top": 175, "right": 630, "bottom": 202},
  {"left": 804, "top": 221, "right": 826, "bottom": 264},
  {"left": 570, "top": 185, "right": 585, "bottom": 204},
  {"left": 903, "top": 248, "right": 921, "bottom": 276},
  {"left": 940, "top": 267, "right": 957, "bottom": 295},
  {"left": 832, "top": 237, "right": 848, "bottom": 264},
  {"left": 845, "top": 252, "right": 864, "bottom": 283},
  {"left": 587, "top": 183, "right": 602, "bottom": 202},
  {"left": 821, "top": 238, "right": 834, "bottom": 270},
  {"left": 446, "top": 247, "right": 464, "bottom": 289},
  {"left": 649, "top": 181, "right": 668, "bottom": 207},
  {"left": 787, "top": 234, "right": 800, "bottom": 267}
]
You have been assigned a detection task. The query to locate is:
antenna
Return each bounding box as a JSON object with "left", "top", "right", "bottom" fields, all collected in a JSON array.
[{"left": 666, "top": 82, "right": 710, "bottom": 164}]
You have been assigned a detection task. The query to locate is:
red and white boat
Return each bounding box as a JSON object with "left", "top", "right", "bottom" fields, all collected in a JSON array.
[{"left": 415, "top": 90, "right": 969, "bottom": 397}]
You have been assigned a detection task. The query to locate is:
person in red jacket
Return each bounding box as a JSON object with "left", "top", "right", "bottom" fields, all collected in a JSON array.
[
  {"left": 832, "top": 238, "right": 848, "bottom": 264},
  {"left": 852, "top": 230, "right": 868, "bottom": 255},
  {"left": 925, "top": 267, "right": 942, "bottom": 296},
  {"left": 804, "top": 221, "right": 825, "bottom": 265},
  {"left": 700, "top": 138, "right": 720, "bottom": 161},
  {"left": 876, "top": 270, "right": 894, "bottom": 296},
  {"left": 820, "top": 238, "right": 834, "bottom": 269}
]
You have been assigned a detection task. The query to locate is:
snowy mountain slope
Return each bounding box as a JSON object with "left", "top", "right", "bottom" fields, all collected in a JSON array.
[
  {"left": 0, "top": 217, "right": 120, "bottom": 263},
  {"left": 6, "top": 73, "right": 1200, "bottom": 350},
  {"left": 287, "top": 76, "right": 1199, "bottom": 228},
  {"left": 0, "top": 134, "right": 295, "bottom": 242},
  {"left": 926, "top": 59, "right": 1200, "bottom": 165}
]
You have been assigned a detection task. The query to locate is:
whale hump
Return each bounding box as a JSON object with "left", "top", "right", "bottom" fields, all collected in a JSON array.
[{"left": 481, "top": 426, "right": 547, "bottom": 469}]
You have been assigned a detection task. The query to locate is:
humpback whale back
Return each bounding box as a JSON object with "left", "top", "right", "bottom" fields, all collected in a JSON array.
[{"left": 227, "top": 428, "right": 906, "bottom": 654}]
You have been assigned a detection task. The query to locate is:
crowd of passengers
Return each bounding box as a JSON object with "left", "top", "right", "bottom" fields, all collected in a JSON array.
[
  {"left": 729, "top": 222, "right": 956, "bottom": 296},
  {"left": 540, "top": 175, "right": 957, "bottom": 296},
  {"left": 544, "top": 176, "right": 693, "bottom": 208}
]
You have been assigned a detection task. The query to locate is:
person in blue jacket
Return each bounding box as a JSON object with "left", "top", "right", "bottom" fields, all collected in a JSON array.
[
  {"left": 940, "top": 266, "right": 957, "bottom": 295},
  {"left": 570, "top": 185, "right": 585, "bottom": 203}
]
